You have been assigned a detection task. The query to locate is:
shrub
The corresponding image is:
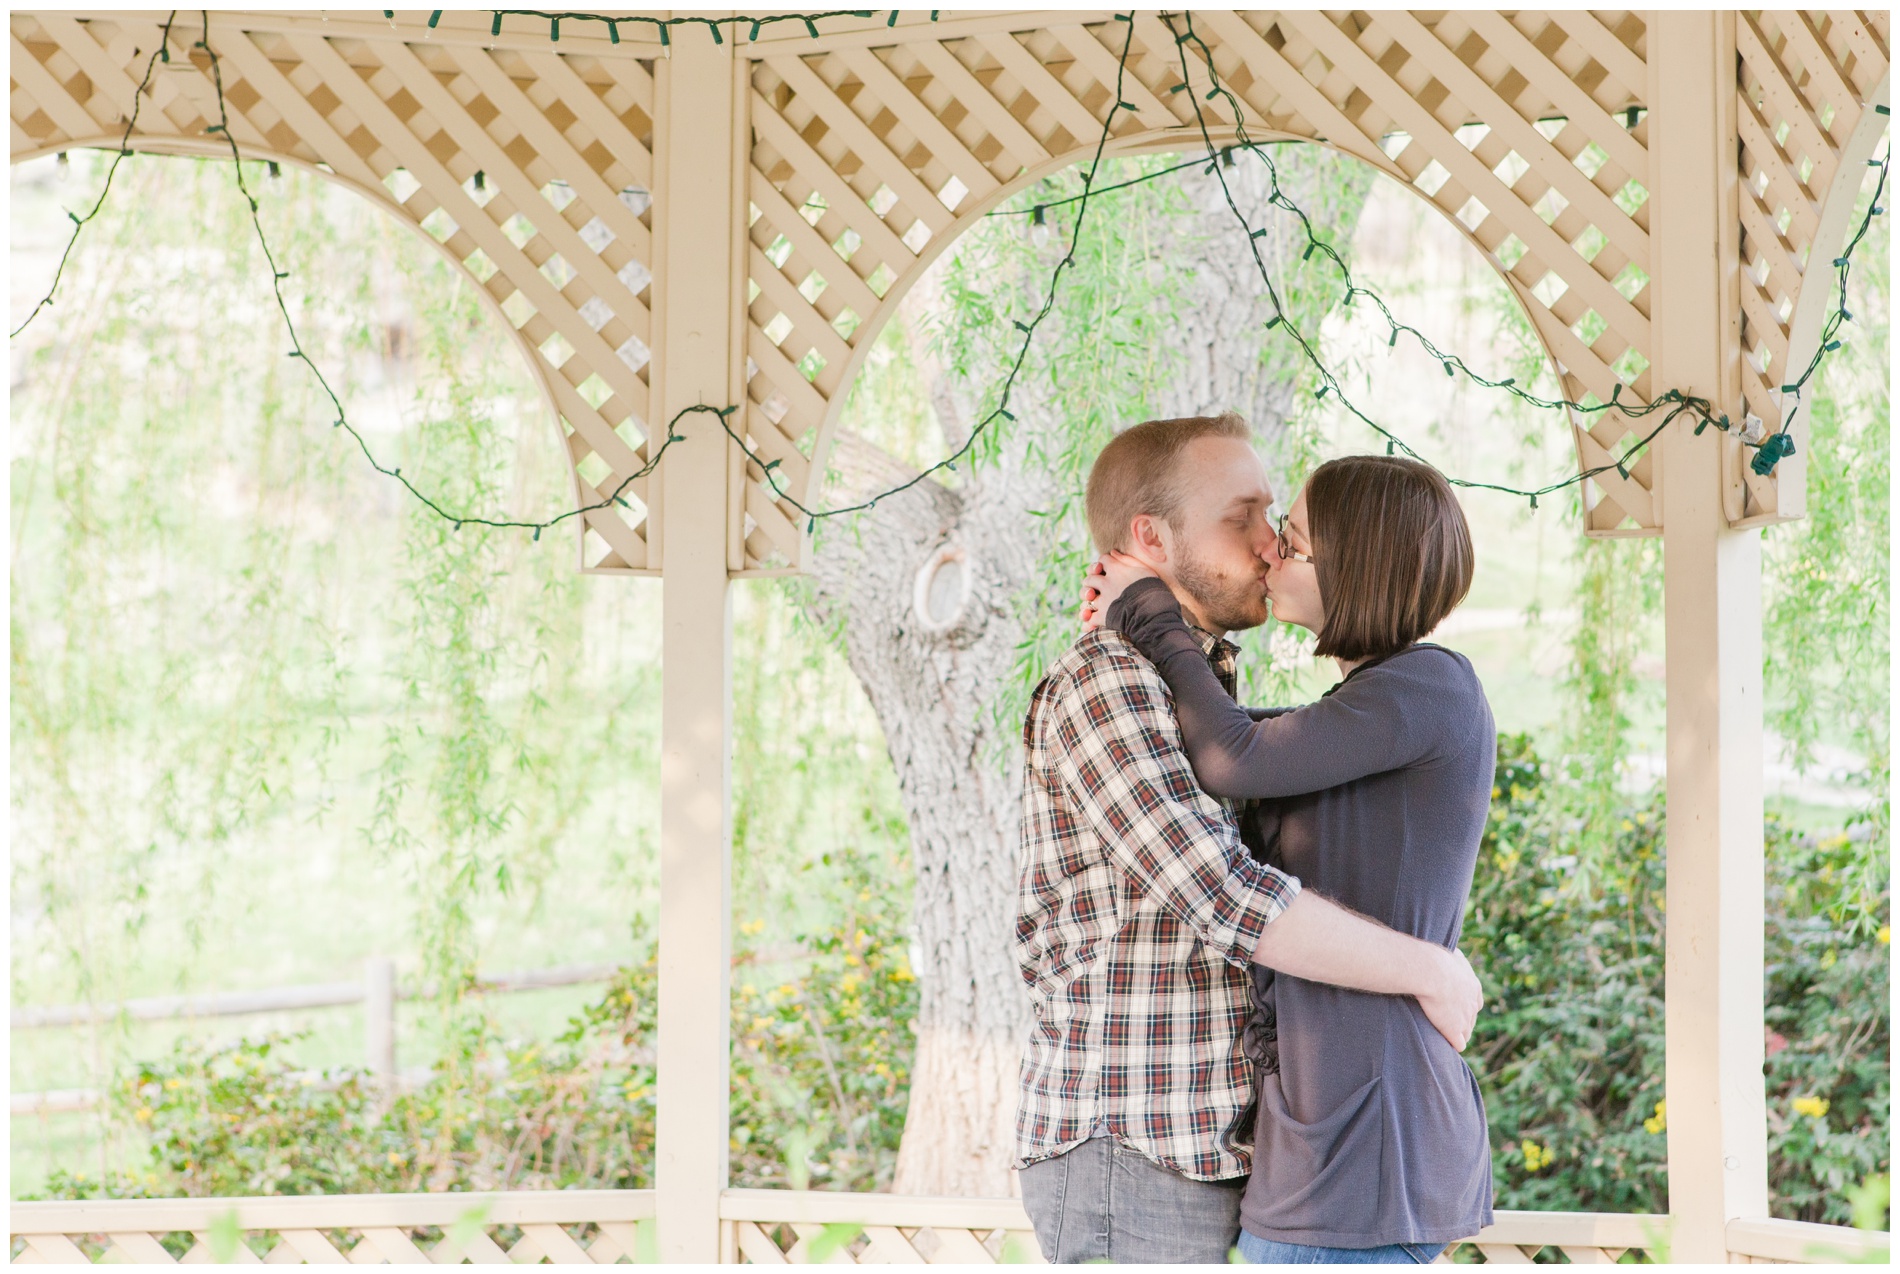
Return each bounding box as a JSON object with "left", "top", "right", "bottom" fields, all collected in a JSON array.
[
  {"left": 36, "top": 878, "right": 917, "bottom": 1201},
  {"left": 36, "top": 738, "right": 1887, "bottom": 1222},
  {"left": 1467, "top": 734, "right": 1890, "bottom": 1224}
]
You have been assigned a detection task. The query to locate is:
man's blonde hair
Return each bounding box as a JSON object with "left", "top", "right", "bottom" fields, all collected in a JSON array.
[{"left": 1084, "top": 412, "right": 1251, "bottom": 554}]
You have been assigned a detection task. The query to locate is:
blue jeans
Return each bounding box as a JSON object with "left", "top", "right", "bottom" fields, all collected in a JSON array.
[
  {"left": 1018, "top": 1135, "right": 1245, "bottom": 1263},
  {"left": 1237, "top": 1230, "right": 1445, "bottom": 1264}
]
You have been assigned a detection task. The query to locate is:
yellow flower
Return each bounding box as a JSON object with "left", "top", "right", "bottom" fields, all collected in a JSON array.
[
  {"left": 1521, "top": 1140, "right": 1551, "bottom": 1172},
  {"left": 386, "top": 1151, "right": 405, "bottom": 1166},
  {"left": 1878, "top": 926, "right": 1891, "bottom": 946},
  {"left": 890, "top": 964, "right": 914, "bottom": 984},
  {"left": 134, "top": 1107, "right": 154, "bottom": 1123},
  {"left": 1792, "top": 1095, "right": 1830, "bottom": 1120},
  {"left": 1620, "top": 819, "right": 1635, "bottom": 833},
  {"left": 163, "top": 1078, "right": 182, "bottom": 1091},
  {"left": 1643, "top": 1100, "right": 1666, "bottom": 1135}
]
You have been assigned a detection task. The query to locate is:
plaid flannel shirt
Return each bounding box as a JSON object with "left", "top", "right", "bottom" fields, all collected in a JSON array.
[{"left": 1013, "top": 627, "right": 1301, "bottom": 1182}]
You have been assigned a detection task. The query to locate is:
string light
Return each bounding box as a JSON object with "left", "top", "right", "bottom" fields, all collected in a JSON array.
[
  {"left": 484, "top": 9, "right": 919, "bottom": 45},
  {"left": 1157, "top": 10, "right": 1889, "bottom": 501},
  {"left": 11, "top": 11, "right": 178, "bottom": 338},
  {"left": 13, "top": 8, "right": 1888, "bottom": 538}
]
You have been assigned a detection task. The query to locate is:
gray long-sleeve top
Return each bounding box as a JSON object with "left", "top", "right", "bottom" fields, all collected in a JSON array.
[{"left": 1106, "top": 576, "right": 1496, "bottom": 1248}]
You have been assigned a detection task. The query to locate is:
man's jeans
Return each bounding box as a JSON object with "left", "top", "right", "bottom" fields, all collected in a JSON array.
[
  {"left": 1018, "top": 1135, "right": 1244, "bottom": 1264},
  {"left": 1236, "top": 1231, "right": 1445, "bottom": 1264}
]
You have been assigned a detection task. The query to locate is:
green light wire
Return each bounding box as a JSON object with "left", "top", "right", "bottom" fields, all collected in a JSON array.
[
  {"left": 1161, "top": 9, "right": 1889, "bottom": 500},
  {"left": 11, "top": 12, "right": 179, "bottom": 339},
  {"left": 14, "top": 8, "right": 1888, "bottom": 536},
  {"left": 486, "top": 8, "right": 909, "bottom": 44}
]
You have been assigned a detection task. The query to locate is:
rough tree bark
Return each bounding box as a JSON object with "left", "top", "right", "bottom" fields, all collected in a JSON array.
[{"left": 799, "top": 154, "right": 1371, "bottom": 1196}]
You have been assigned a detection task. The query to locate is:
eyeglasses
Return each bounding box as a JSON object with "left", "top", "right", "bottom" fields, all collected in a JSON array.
[{"left": 1273, "top": 513, "right": 1315, "bottom": 565}]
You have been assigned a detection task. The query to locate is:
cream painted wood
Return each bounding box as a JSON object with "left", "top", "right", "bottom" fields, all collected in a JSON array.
[
  {"left": 9, "top": 10, "right": 1896, "bottom": 1264},
  {"left": 17, "top": 9, "right": 1884, "bottom": 562},
  {"left": 1651, "top": 11, "right": 1772, "bottom": 1263},
  {"left": 738, "top": 12, "right": 1673, "bottom": 558},
  {"left": 10, "top": 11, "right": 661, "bottom": 573},
  {"left": 13, "top": 1193, "right": 1882, "bottom": 1264},
  {"left": 1730, "top": 11, "right": 1891, "bottom": 526},
  {"left": 650, "top": 30, "right": 743, "bottom": 1267},
  {"left": 1727, "top": 1216, "right": 1893, "bottom": 1263}
]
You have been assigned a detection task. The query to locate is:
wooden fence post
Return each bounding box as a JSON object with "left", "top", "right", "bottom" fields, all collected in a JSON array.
[
  {"left": 1651, "top": 11, "right": 1771, "bottom": 1261},
  {"left": 651, "top": 25, "right": 743, "bottom": 1265},
  {"left": 364, "top": 957, "right": 397, "bottom": 1094}
]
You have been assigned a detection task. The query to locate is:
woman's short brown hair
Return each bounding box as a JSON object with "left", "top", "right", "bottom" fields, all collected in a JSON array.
[
  {"left": 1085, "top": 412, "right": 1251, "bottom": 553},
  {"left": 1304, "top": 455, "right": 1474, "bottom": 661}
]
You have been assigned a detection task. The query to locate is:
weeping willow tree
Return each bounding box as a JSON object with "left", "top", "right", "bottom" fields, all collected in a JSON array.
[
  {"left": 1562, "top": 175, "right": 1888, "bottom": 922},
  {"left": 800, "top": 147, "right": 1374, "bottom": 1194},
  {"left": 1759, "top": 190, "right": 1890, "bottom": 932},
  {"left": 11, "top": 148, "right": 916, "bottom": 1193},
  {"left": 8, "top": 152, "right": 667, "bottom": 1171}
]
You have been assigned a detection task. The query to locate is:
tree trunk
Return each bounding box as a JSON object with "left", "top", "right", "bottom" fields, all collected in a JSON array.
[
  {"left": 801, "top": 152, "right": 1371, "bottom": 1196},
  {"left": 803, "top": 424, "right": 1055, "bottom": 1198}
]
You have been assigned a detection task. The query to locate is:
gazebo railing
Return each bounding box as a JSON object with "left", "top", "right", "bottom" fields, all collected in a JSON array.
[{"left": 10, "top": 1191, "right": 1887, "bottom": 1264}]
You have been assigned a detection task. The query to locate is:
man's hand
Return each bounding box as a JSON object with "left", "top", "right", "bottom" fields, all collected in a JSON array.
[
  {"left": 1250, "top": 892, "right": 1484, "bottom": 1051},
  {"left": 1415, "top": 947, "right": 1482, "bottom": 1052}
]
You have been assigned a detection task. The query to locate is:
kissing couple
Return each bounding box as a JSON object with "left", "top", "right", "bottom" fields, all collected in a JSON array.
[{"left": 1013, "top": 412, "right": 1496, "bottom": 1264}]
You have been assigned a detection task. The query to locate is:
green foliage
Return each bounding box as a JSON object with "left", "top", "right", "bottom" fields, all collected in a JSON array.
[
  {"left": 37, "top": 860, "right": 918, "bottom": 1202},
  {"left": 1466, "top": 735, "right": 1890, "bottom": 1224},
  {"left": 1761, "top": 185, "right": 1890, "bottom": 935},
  {"left": 927, "top": 155, "right": 1192, "bottom": 736},
  {"left": 1555, "top": 534, "right": 1662, "bottom": 878},
  {"left": 925, "top": 148, "right": 1374, "bottom": 732},
  {"left": 10, "top": 153, "right": 665, "bottom": 1168},
  {"left": 52, "top": 736, "right": 1885, "bottom": 1224},
  {"left": 730, "top": 840, "right": 918, "bottom": 1193},
  {"left": 1463, "top": 735, "right": 1668, "bottom": 1213}
]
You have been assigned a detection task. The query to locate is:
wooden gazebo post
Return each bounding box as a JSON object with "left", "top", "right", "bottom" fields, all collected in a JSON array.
[
  {"left": 651, "top": 26, "right": 743, "bottom": 1264},
  {"left": 1652, "top": 11, "right": 1770, "bottom": 1261},
  {"left": 6, "top": 11, "right": 1890, "bottom": 1265}
]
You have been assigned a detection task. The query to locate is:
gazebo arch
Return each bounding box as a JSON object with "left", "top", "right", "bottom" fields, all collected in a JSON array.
[
  {"left": 8, "top": 9, "right": 1891, "bottom": 1266},
  {"left": 12, "top": 127, "right": 602, "bottom": 527}
]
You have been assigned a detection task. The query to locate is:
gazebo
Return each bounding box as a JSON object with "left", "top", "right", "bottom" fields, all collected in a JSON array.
[{"left": 8, "top": 7, "right": 1890, "bottom": 1264}]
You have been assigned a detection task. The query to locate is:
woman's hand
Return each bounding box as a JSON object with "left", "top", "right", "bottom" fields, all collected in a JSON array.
[
  {"left": 1079, "top": 552, "right": 1160, "bottom": 632},
  {"left": 1080, "top": 560, "right": 1107, "bottom": 631}
]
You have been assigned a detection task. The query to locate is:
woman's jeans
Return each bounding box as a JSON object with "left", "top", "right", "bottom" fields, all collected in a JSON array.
[{"left": 1237, "top": 1229, "right": 1445, "bottom": 1264}]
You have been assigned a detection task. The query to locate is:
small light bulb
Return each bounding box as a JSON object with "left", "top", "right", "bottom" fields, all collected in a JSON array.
[{"left": 55, "top": 151, "right": 70, "bottom": 180}]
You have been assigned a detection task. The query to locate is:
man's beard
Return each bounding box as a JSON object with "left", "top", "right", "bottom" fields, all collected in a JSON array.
[{"left": 1174, "top": 539, "right": 1269, "bottom": 634}]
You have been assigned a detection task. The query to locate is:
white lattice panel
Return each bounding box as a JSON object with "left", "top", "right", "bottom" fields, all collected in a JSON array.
[
  {"left": 742, "top": 11, "right": 1667, "bottom": 558},
  {"left": 11, "top": 10, "right": 662, "bottom": 572},
  {"left": 1732, "top": 9, "right": 1890, "bottom": 524},
  {"left": 12, "top": 10, "right": 1892, "bottom": 569}
]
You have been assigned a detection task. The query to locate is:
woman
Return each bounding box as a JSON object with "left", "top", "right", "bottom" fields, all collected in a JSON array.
[{"left": 1087, "top": 454, "right": 1495, "bottom": 1263}]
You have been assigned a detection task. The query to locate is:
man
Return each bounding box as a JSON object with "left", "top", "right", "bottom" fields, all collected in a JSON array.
[{"left": 1013, "top": 413, "right": 1483, "bottom": 1263}]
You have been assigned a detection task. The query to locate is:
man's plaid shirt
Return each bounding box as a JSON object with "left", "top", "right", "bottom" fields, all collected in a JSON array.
[{"left": 1013, "top": 626, "right": 1301, "bottom": 1182}]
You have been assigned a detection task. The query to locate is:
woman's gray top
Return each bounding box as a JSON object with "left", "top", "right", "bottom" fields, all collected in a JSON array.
[{"left": 1107, "top": 576, "right": 1495, "bottom": 1248}]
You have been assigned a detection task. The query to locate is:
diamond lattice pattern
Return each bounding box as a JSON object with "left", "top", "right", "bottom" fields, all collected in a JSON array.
[
  {"left": 10, "top": 12, "right": 660, "bottom": 572},
  {"left": 743, "top": 10, "right": 1660, "bottom": 563}
]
